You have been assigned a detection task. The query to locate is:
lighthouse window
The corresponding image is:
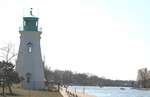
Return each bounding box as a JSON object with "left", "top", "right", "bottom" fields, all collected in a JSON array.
[
  {"left": 36, "top": 21, "right": 38, "bottom": 27},
  {"left": 28, "top": 47, "right": 32, "bottom": 53},
  {"left": 27, "top": 42, "right": 32, "bottom": 53},
  {"left": 24, "top": 21, "right": 26, "bottom": 26}
]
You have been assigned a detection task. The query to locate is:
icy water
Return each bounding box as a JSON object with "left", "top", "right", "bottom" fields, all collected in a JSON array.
[{"left": 73, "top": 86, "right": 150, "bottom": 97}]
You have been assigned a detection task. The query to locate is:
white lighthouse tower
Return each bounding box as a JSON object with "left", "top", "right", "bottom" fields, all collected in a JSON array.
[{"left": 16, "top": 9, "right": 45, "bottom": 89}]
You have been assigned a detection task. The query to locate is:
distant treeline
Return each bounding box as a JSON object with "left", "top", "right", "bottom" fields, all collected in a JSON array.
[{"left": 44, "top": 67, "right": 135, "bottom": 87}]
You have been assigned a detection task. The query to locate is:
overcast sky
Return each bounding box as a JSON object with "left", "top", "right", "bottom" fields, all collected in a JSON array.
[{"left": 0, "top": 0, "right": 149, "bottom": 80}]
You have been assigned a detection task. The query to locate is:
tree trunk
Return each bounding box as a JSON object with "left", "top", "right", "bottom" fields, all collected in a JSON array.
[
  {"left": 2, "top": 76, "right": 5, "bottom": 96},
  {"left": 2, "top": 82, "right": 5, "bottom": 96},
  {"left": 7, "top": 83, "right": 12, "bottom": 94}
]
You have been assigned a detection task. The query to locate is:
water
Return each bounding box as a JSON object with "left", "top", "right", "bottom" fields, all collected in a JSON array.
[{"left": 72, "top": 86, "right": 150, "bottom": 97}]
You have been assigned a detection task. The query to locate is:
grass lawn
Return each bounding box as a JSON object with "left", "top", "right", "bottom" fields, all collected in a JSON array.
[{"left": 0, "top": 84, "right": 63, "bottom": 97}]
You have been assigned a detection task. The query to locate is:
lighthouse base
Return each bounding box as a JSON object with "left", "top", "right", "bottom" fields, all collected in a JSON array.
[{"left": 22, "top": 81, "right": 45, "bottom": 90}]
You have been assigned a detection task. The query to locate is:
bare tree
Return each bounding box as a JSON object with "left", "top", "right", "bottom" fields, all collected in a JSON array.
[
  {"left": 0, "top": 43, "right": 19, "bottom": 95},
  {"left": 0, "top": 43, "right": 17, "bottom": 63},
  {"left": 137, "top": 68, "right": 148, "bottom": 88}
]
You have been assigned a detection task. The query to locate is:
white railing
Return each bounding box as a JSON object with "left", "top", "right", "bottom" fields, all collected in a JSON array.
[{"left": 19, "top": 26, "right": 42, "bottom": 32}]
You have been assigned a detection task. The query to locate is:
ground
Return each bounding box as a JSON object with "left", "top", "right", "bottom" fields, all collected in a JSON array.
[{"left": 0, "top": 84, "right": 63, "bottom": 97}]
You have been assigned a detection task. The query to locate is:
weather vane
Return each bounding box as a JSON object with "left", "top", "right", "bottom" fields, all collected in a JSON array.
[{"left": 30, "top": 8, "right": 33, "bottom": 16}]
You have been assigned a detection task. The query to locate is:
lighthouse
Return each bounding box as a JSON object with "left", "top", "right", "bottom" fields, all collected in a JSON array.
[{"left": 16, "top": 8, "right": 45, "bottom": 89}]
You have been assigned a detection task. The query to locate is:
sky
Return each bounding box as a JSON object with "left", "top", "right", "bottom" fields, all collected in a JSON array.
[{"left": 0, "top": 0, "right": 150, "bottom": 80}]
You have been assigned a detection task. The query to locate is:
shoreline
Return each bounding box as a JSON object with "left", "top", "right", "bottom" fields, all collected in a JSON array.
[{"left": 60, "top": 86, "right": 97, "bottom": 97}]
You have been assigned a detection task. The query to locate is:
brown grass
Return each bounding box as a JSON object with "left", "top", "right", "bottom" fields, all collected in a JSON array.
[{"left": 0, "top": 84, "right": 63, "bottom": 97}]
